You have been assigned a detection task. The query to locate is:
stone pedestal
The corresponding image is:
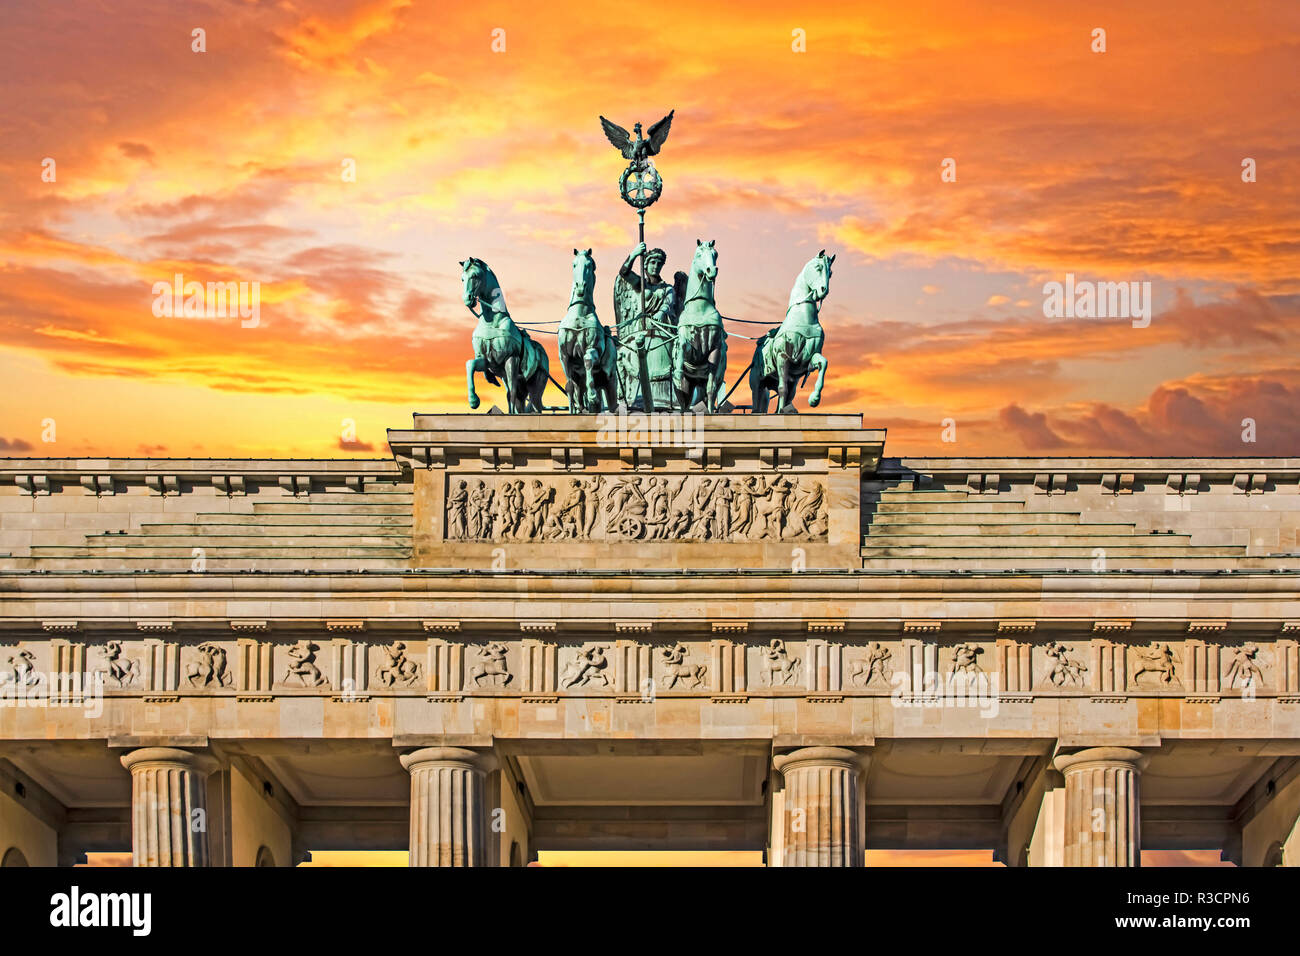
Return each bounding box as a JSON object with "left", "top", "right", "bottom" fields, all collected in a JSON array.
[
  {"left": 400, "top": 747, "right": 497, "bottom": 867},
  {"left": 120, "top": 747, "right": 219, "bottom": 867},
  {"left": 771, "top": 747, "right": 868, "bottom": 867},
  {"left": 1053, "top": 747, "right": 1148, "bottom": 867}
]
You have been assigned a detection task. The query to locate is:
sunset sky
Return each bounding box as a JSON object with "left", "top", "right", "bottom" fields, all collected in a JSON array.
[{"left": 1, "top": 0, "right": 1298, "bottom": 459}]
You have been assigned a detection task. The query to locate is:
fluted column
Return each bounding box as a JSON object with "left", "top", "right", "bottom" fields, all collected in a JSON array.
[
  {"left": 772, "top": 747, "right": 868, "bottom": 866},
  {"left": 1053, "top": 747, "right": 1149, "bottom": 867},
  {"left": 120, "top": 747, "right": 219, "bottom": 867},
  {"left": 400, "top": 747, "right": 497, "bottom": 866}
]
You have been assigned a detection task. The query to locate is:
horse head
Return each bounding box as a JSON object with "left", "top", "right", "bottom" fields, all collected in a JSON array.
[
  {"left": 692, "top": 239, "right": 718, "bottom": 286},
  {"left": 459, "top": 257, "right": 485, "bottom": 312},
  {"left": 570, "top": 248, "right": 595, "bottom": 304},
  {"left": 805, "top": 249, "right": 835, "bottom": 303}
]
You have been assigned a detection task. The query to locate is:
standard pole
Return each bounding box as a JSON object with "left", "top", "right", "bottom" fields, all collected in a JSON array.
[{"left": 636, "top": 208, "right": 655, "bottom": 413}]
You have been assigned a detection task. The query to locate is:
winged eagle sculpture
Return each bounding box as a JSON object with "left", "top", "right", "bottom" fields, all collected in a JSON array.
[{"left": 599, "top": 110, "right": 674, "bottom": 166}]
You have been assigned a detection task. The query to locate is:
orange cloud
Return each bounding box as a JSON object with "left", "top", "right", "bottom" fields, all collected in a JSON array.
[{"left": 0, "top": 1, "right": 1294, "bottom": 457}]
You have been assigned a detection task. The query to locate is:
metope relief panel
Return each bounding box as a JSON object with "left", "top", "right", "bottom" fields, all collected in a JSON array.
[
  {"left": 375, "top": 640, "right": 423, "bottom": 688},
  {"left": 466, "top": 642, "right": 514, "bottom": 690},
  {"left": 444, "top": 473, "right": 828, "bottom": 543},
  {"left": 753, "top": 639, "right": 805, "bottom": 688},
  {"left": 1130, "top": 641, "right": 1182, "bottom": 691},
  {"left": 1034, "top": 641, "right": 1090, "bottom": 690},
  {"left": 278, "top": 640, "right": 331, "bottom": 690},
  {"left": 846, "top": 642, "right": 894, "bottom": 690},
  {"left": 0, "top": 642, "right": 49, "bottom": 695},
  {"left": 655, "top": 642, "right": 708, "bottom": 692},
  {"left": 1222, "top": 642, "right": 1267, "bottom": 696},
  {"left": 183, "top": 641, "right": 235, "bottom": 690},
  {"left": 559, "top": 643, "right": 612, "bottom": 690}
]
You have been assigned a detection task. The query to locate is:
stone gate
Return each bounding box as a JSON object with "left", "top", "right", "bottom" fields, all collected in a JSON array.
[{"left": 1, "top": 414, "right": 1298, "bottom": 866}]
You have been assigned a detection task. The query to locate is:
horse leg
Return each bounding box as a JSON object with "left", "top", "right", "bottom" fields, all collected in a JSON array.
[
  {"left": 749, "top": 342, "right": 768, "bottom": 413},
  {"left": 671, "top": 351, "right": 688, "bottom": 412},
  {"left": 712, "top": 334, "right": 728, "bottom": 411},
  {"left": 466, "top": 356, "right": 483, "bottom": 410},
  {"left": 557, "top": 334, "right": 578, "bottom": 413},
  {"left": 685, "top": 373, "right": 701, "bottom": 412},
  {"left": 809, "top": 353, "right": 828, "bottom": 407},
  {"left": 584, "top": 347, "right": 600, "bottom": 412},
  {"left": 503, "top": 354, "right": 520, "bottom": 413},
  {"left": 776, "top": 353, "right": 793, "bottom": 413},
  {"left": 602, "top": 349, "right": 619, "bottom": 413},
  {"left": 702, "top": 331, "right": 718, "bottom": 412},
  {"left": 566, "top": 354, "right": 581, "bottom": 413},
  {"left": 530, "top": 368, "right": 547, "bottom": 412}
]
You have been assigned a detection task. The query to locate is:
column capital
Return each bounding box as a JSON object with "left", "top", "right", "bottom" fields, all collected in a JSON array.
[
  {"left": 1054, "top": 746, "right": 1146, "bottom": 866},
  {"left": 120, "top": 746, "right": 216, "bottom": 866},
  {"left": 773, "top": 746, "right": 871, "bottom": 776},
  {"left": 120, "top": 747, "right": 219, "bottom": 776},
  {"left": 770, "top": 746, "right": 867, "bottom": 866},
  {"left": 399, "top": 746, "right": 497, "bottom": 775},
  {"left": 402, "top": 747, "right": 495, "bottom": 866},
  {"left": 1054, "top": 747, "right": 1149, "bottom": 775}
]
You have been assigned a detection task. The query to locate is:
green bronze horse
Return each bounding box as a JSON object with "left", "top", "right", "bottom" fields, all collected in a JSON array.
[
  {"left": 671, "top": 240, "right": 729, "bottom": 412},
  {"left": 461, "top": 257, "right": 549, "bottom": 413},
  {"left": 557, "top": 249, "right": 619, "bottom": 413},
  {"left": 749, "top": 250, "right": 833, "bottom": 413}
]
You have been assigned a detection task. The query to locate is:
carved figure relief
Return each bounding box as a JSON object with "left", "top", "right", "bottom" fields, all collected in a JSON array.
[
  {"left": 760, "top": 638, "right": 801, "bottom": 686},
  {"left": 560, "top": 644, "right": 610, "bottom": 688},
  {"left": 949, "top": 643, "right": 983, "bottom": 676},
  {"left": 1043, "top": 642, "right": 1088, "bottom": 687},
  {"left": 658, "top": 642, "right": 706, "bottom": 690},
  {"left": 446, "top": 473, "right": 827, "bottom": 543},
  {"left": 186, "top": 642, "right": 233, "bottom": 687},
  {"left": 1132, "top": 642, "right": 1177, "bottom": 686},
  {"left": 447, "top": 480, "right": 469, "bottom": 539},
  {"left": 2, "top": 648, "right": 41, "bottom": 688},
  {"left": 282, "top": 640, "right": 329, "bottom": 688},
  {"left": 542, "top": 477, "right": 604, "bottom": 540},
  {"left": 1225, "top": 643, "right": 1263, "bottom": 690},
  {"left": 376, "top": 641, "right": 421, "bottom": 687},
  {"left": 524, "top": 479, "right": 553, "bottom": 538},
  {"left": 100, "top": 640, "right": 140, "bottom": 688},
  {"left": 49, "top": 637, "right": 1276, "bottom": 700},
  {"left": 470, "top": 642, "right": 512, "bottom": 687},
  {"left": 849, "top": 642, "right": 892, "bottom": 687}
]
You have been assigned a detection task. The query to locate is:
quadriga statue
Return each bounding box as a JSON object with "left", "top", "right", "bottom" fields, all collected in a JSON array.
[
  {"left": 671, "top": 239, "right": 729, "bottom": 412},
  {"left": 557, "top": 249, "right": 619, "bottom": 413},
  {"left": 461, "top": 256, "right": 550, "bottom": 413},
  {"left": 749, "top": 250, "right": 833, "bottom": 413}
]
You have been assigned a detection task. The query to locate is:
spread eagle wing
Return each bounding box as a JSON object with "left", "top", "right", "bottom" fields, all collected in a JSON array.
[
  {"left": 671, "top": 270, "right": 689, "bottom": 322},
  {"left": 599, "top": 115, "right": 635, "bottom": 159},
  {"left": 646, "top": 109, "right": 674, "bottom": 155},
  {"left": 613, "top": 271, "right": 641, "bottom": 332}
]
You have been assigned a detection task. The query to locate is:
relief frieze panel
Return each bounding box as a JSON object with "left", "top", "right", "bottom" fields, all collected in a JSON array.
[
  {"left": 0, "top": 636, "right": 1280, "bottom": 703},
  {"left": 445, "top": 473, "right": 828, "bottom": 543}
]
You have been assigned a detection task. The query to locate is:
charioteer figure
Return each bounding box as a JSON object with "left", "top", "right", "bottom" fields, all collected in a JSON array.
[{"left": 613, "top": 242, "right": 686, "bottom": 410}]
